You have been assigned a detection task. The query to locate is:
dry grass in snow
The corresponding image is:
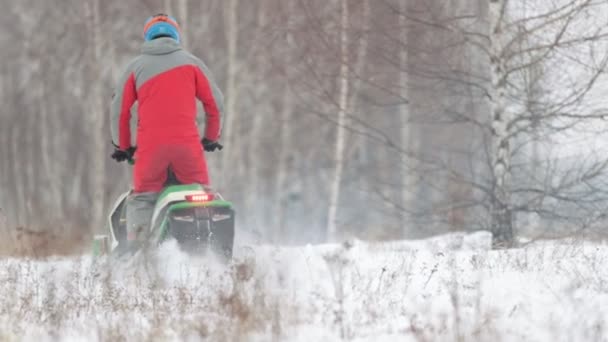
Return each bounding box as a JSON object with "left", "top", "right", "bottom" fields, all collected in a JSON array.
[{"left": 0, "top": 232, "right": 607, "bottom": 341}]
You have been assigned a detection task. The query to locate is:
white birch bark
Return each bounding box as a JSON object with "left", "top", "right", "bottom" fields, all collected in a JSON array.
[
  {"left": 327, "top": 0, "right": 349, "bottom": 241},
  {"left": 489, "top": 0, "right": 514, "bottom": 245}
]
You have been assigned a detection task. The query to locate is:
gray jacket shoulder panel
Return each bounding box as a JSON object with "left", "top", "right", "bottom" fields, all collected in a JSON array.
[
  {"left": 131, "top": 49, "right": 195, "bottom": 89},
  {"left": 110, "top": 56, "right": 142, "bottom": 145}
]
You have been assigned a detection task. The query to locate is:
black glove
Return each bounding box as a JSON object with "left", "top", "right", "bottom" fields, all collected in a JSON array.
[
  {"left": 202, "top": 138, "right": 223, "bottom": 152},
  {"left": 111, "top": 146, "right": 136, "bottom": 163}
]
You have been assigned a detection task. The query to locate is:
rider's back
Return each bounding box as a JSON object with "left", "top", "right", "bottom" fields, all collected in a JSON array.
[{"left": 120, "top": 38, "right": 220, "bottom": 148}]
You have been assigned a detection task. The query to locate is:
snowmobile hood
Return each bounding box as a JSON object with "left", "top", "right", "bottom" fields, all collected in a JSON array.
[{"left": 141, "top": 37, "right": 182, "bottom": 55}]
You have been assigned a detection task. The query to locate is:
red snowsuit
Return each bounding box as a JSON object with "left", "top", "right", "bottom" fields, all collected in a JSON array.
[{"left": 110, "top": 38, "right": 223, "bottom": 192}]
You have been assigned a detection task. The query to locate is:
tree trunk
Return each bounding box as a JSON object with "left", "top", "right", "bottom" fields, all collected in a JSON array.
[
  {"left": 327, "top": 0, "right": 349, "bottom": 241},
  {"left": 347, "top": 0, "right": 370, "bottom": 114},
  {"left": 24, "top": 94, "right": 36, "bottom": 224},
  {"left": 1, "top": 71, "right": 15, "bottom": 227},
  {"left": 343, "top": 0, "right": 370, "bottom": 237},
  {"left": 489, "top": 0, "right": 514, "bottom": 246},
  {"left": 11, "top": 120, "right": 25, "bottom": 225},
  {"left": 398, "top": 0, "right": 417, "bottom": 237},
  {"left": 220, "top": 0, "right": 239, "bottom": 187},
  {"left": 0, "top": 73, "right": 7, "bottom": 222},
  {"left": 246, "top": 0, "right": 267, "bottom": 234},
  {"left": 39, "top": 75, "right": 63, "bottom": 221},
  {"left": 274, "top": 0, "right": 295, "bottom": 242},
  {"left": 87, "top": 0, "right": 106, "bottom": 231}
]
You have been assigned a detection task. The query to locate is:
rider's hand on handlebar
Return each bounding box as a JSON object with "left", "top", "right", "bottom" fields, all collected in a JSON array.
[
  {"left": 202, "top": 138, "right": 223, "bottom": 152},
  {"left": 111, "top": 146, "right": 136, "bottom": 163}
]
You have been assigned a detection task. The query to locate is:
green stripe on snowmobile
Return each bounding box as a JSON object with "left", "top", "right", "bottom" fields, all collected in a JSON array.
[
  {"left": 157, "top": 184, "right": 204, "bottom": 202},
  {"left": 169, "top": 200, "right": 233, "bottom": 210},
  {"left": 159, "top": 216, "right": 170, "bottom": 241}
]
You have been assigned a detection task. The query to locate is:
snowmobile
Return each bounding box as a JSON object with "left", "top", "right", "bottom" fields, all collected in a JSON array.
[{"left": 93, "top": 170, "right": 235, "bottom": 261}]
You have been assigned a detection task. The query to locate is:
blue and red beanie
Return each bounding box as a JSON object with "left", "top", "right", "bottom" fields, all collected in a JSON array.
[{"left": 143, "top": 14, "right": 181, "bottom": 43}]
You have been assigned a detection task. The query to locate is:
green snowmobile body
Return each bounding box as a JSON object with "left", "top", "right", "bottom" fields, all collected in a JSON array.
[{"left": 94, "top": 183, "right": 235, "bottom": 260}]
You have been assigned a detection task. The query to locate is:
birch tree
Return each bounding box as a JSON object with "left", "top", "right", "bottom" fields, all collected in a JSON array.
[
  {"left": 488, "top": 0, "right": 513, "bottom": 245},
  {"left": 483, "top": 0, "right": 608, "bottom": 245},
  {"left": 393, "top": 0, "right": 608, "bottom": 244},
  {"left": 327, "top": 0, "right": 350, "bottom": 240},
  {"left": 343, "top": 0, "right": 608, "bottom": 243}
]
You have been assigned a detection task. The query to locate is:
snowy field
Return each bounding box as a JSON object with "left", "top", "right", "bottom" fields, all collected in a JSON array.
[{"left": 0, "top": 232, "right": 607, "bottom": 341}]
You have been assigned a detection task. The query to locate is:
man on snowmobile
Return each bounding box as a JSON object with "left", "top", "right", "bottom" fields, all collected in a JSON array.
[{"left": 109, "top": 14, "right": 224, "bottom": 250}]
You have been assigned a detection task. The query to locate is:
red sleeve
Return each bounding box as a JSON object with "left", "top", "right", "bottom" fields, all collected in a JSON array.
[
  {"left": 118, "top": 73, "right": 137, "bottom": 150},
  {"left": 194, "top": 66, "right": 221, "bottom": 141}
]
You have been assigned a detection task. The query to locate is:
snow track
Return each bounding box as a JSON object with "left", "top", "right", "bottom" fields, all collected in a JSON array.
[{"left": 0, "top": 232, "right": 607, "bottom": 341}]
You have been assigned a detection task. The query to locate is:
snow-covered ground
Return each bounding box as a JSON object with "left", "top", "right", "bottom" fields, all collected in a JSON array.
[{"left": 0, "top": 231, "right": 607, "bottom": 341}]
